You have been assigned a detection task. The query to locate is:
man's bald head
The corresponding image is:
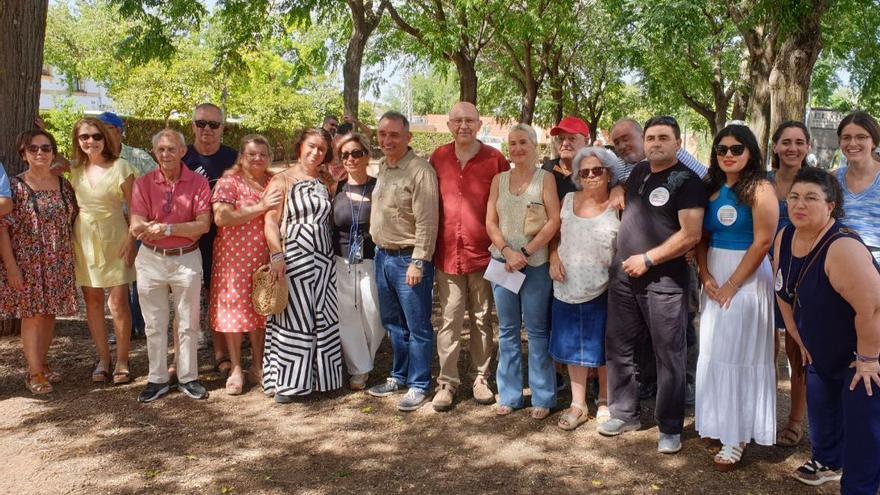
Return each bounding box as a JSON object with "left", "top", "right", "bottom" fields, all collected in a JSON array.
[
  {"left": 611, "top": 118, "right": 645, "bottom": 165},
  {"left": 447, "top": 101, "right": 482, "bottom": 147}
]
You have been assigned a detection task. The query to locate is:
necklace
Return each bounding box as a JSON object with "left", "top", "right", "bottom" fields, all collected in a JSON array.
[
  {"left": 783, "top": 218, "right": 832, "bottom": 299},
  {"left": 511, "top": 168, "right": 535, "bottom": 195}
]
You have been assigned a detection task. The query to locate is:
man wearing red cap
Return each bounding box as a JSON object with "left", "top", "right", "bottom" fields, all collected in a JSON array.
[
  {"left": 429, "top": 102, "right": 510, "bottom": 412},
  {"left": 542, "top": 116, "right": 591, "bottom": 199}
]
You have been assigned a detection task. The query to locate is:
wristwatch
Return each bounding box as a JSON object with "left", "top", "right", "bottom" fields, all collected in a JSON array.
[
  {"left": 164, "top": 224, "right": 172, "bottom": 237},
  {"left": 410, "top": 259, "right": 425, "bottom": 270},
  {"left": 643, "top": 253, "right": 654, "bottom": 268}
]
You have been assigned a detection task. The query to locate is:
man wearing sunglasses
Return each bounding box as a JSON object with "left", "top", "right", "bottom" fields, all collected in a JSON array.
[
  {"left": 182, "top": 103, "right": 238, "bottom": 363},
  {"left": 599, "top": 116, "right": 707, "bottom": 456},
  {"left": 428, "top": 102, "right": 510, "bottom": 412}
]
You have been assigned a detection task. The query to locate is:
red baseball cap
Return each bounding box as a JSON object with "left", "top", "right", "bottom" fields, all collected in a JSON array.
[{"left": 550, "top": 116, "right": 590, "bottom": 138}]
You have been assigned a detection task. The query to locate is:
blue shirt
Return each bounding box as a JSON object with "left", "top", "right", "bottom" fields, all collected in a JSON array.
[
  {"left": 704, "top": 185, "right": 753, "bottom": 250},
  {"left": 836, "top": 167, "right": 880, "bottom": 260},
  {"left": 766, "top": 170, "right": 790, "bottom": 232},
  {"left": 0, "top": 162, "right": 11, "bottom": 199}
]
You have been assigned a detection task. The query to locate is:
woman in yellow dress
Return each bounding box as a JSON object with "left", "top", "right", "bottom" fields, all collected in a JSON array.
[{"left": 70, "top": 117, "right": 138, "bottom": 385}]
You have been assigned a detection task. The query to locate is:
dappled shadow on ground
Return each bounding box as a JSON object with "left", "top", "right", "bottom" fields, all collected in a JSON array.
[{"left": 0, "top": 314, "right": 832, "bottom": 495}]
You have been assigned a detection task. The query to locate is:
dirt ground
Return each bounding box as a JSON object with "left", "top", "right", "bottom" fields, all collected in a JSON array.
[{"left": 0, "top": 308, "right": 831, "bottom": 495}]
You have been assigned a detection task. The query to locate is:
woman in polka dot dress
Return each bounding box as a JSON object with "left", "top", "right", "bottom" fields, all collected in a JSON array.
[{"left": 209, "top": 135, "right": 283, "bottom": 395}]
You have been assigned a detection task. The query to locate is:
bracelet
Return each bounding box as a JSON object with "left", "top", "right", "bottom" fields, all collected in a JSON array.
[
  {"left": 726, "top": 279, "right": 741, "bottom": 290},
  {"left": 500, "top": 245, "right": 511, "bottom": 255},
  {"left": 855, "top": 352, "right": 880, "bottom": 363},
  {"left": 520, "top": 246, "right": 531, "bottom": 258},
  {"left": 270, "top": 252, "right": 284, "bottom": 263}
]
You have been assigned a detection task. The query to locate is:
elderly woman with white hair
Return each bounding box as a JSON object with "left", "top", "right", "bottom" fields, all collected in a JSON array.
[
  {"left": 486, "top": 123, "right": 561, "bottom": 419},
  {"left": 549, "top": 147, "right": 620, "bottom": 430}
]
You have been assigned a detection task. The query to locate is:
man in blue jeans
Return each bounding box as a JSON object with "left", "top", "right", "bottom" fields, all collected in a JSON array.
[{"left": 367, "top": 111, "right": 439, "bottom": 412}]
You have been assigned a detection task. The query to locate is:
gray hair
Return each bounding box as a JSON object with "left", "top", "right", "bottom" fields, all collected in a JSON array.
[
  {"left": 151, "top": 129, "right": 187, "bottom": 149},
  {"left": 379, "top": 111, "right": 410, "bottom": 132},
  {"left": 570, "top": 146, "right": 619, "bottom": 190},
  {"left": 192, "top": 102, "right": 225, "bottom": 122},
  {"left": 611, "top": 118, "right": 642, "bottom": 136}
]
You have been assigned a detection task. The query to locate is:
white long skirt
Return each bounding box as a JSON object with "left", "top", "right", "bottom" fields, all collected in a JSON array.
[
  {"left": 335, "top": 256, "right": 385, "bottom": 375},
  {"left": 696, "top": 247, "right": 776, "bottom": 446}
]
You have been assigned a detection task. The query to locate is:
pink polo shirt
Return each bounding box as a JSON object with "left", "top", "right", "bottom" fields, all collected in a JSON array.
[{"left": 131, "top": 164, "right": 212, "bottom": 249}]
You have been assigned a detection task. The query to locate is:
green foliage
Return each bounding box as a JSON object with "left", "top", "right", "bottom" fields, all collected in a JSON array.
[
  {"left": 409, "top": 132, "right": 451, "bottom": 157},
  {"left": 41, "top": 98, "right": 85, "bottom": 158},
  {"left": 384, "top": 65, "right": 459, "bottom": 115}
]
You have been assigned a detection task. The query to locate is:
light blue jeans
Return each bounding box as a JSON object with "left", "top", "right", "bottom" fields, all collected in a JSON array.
[{"left": 493, "top": 262, "right": 556, "bottom": 409}]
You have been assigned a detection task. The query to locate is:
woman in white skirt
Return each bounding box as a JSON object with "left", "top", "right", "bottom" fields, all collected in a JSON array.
[
  {"left": 696, "top": 124, "right": 779, "bottom": 471},
  {"left": 332, "top": 133, "right": 385, "bottom": 390}
]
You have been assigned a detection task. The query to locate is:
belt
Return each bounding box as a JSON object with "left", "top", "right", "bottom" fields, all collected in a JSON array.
[
  {"left": 379, "top": 246, "right": 414, "bottom": 257},
  {"left": 143, "top": 243, "right": 199, "bottom": 257}
]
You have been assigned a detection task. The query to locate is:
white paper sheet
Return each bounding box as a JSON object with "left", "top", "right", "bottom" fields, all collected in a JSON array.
[{"left": 483, "top": 258, "right": 526, "bottom": 294}]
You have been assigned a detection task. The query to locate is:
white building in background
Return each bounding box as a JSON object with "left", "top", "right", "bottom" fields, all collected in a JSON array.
[{"left": 39, "top": 66, "right": 114, "bottom": 112}]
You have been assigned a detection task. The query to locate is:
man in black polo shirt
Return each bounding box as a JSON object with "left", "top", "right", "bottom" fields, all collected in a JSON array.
[{"left": 598, "top": 116, "right": 707, "bottom": 455}]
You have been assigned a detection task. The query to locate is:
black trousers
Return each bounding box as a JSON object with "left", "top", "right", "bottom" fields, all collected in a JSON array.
[{"left": 606, "top": 277, "right": 688, "bottom": 434}]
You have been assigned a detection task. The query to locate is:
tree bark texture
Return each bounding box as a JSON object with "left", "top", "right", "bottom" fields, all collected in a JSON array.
[
  {"left": 0, "top": 0, "right": 48, "bottom": 336},
  {"left": 451, "top": 53, "right": 478, "bottom": 104}
]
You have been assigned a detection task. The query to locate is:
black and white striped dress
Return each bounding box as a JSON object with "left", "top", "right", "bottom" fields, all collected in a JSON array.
[{"left": 263, "top": 178, "right": 342, "bottom": 396}]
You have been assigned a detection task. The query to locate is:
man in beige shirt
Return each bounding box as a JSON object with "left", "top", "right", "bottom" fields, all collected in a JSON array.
[{"left": 367, "top": 111, "right": 440, "bottom": 412}]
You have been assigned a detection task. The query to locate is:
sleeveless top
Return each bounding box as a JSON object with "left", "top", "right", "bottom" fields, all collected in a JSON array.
[
  {"left": 766, "top": 170, "right": 790, "bottom": 232},
  {"left": 704, "top": 185, "right": 753, "bottom": 250},
  {"left": 835, "top": 167, "right": 880, "bottom": 260},
  {"left": 554, "top": 193, "right": 619, "bottom": 303},
  {"left": 489, "top": 168, "right": 549, "bottom": 266},
  {"left": 775, "top": 222, "right": 880, "bottom": 378}
]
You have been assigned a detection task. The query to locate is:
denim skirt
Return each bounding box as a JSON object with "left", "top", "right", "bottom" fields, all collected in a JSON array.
[{"left": 549, "top": 292, "right": 607, "bottom": 367}]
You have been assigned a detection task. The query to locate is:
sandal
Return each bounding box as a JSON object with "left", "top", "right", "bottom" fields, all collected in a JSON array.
[
  {"left": 214, "top": 358, "right": 232, "bottom": 378},
  {"left": 713, "top": 444, "right": 745, "bottom": 472},
  {"left": 226, "top": 371, "right": 244, "bottom": 395},
  {"left": 91, "top": 361, "right": 111, "bottom": 383},
  {"left": 25, "top": 372, "right": 53, "bottom": 395},
  {"left": 44, "top": 366, "right": 62, "bottom": 384},
  {"left": 558, "top": 403, "right": 589, "bottom": 431},
  {"left": 596, "top": 401, "right": 612, "bottom": 425},
  {"left": 531, "top": 407, "right": 551, "bottom": 420},
  {"left": 776, "top": 421, "right": 804, "bottom": 447},
  {"left": 495, "top": 405, "right": 515, "bottom": 416},
  {"left": 112, "top": 369, "right": 132, "bottom": 385}
]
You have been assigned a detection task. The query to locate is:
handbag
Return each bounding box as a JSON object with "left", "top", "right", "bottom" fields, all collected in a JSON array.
[
  {"left": 523, "top": 201, "right": 548, "bottom": 237},
  {"left": 251, "top": 174, "right": 293, "bottom": 316}
]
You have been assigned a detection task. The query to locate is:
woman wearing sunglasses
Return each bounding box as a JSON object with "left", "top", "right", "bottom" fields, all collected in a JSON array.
[
  {"left": 0, "top": 129, "right": 78, "bottom": 394},
  {"left": 548, "top": 147, "right": 619, "bottom": 430},
  {"left": 695, "top": 124, "right": 779, "bottom": 470},
  {"left": 331, "top": 133, "right": 384, "bottom": 391},
  {"left": 70, "top": 117, "right": 138, "bottom": 385}
]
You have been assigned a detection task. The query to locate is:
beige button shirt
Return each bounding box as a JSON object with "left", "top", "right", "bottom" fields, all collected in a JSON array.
[{"left": 370, "top": 149, "right": 439, "bottom": 261}]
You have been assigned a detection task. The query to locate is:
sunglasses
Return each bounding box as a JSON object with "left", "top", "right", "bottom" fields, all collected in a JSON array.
[
  {"left": 77, "top": 133, "right": 104, "bottom": 142},
  {"left": 714, "top": 144, "right": 746, "bottom": 156},
  {"left": 194, "top": 120, "right": 222, "bottom": 129},
  {"left": 340, "top": 149, "right": 367, "bottom": 160},
  {"left": 578, "top": 166, "right": 606, "bottom": 179},
  {"left": 26, "top": 144, "right": 53, "bottom": 154}
]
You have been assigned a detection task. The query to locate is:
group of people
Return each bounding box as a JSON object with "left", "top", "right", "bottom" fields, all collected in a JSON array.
[{"left": 1, "top": 100, "right": 879, "bottom": 494}]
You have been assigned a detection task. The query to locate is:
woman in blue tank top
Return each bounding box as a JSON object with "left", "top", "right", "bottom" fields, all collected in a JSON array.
[
  {"left": 695, "top": 124, "right": 779, "bottom": 471},
  {"left": 767, "top": 121, "right": 813, "bottom": 448},
  {"left": 834, "top": 112, "right": 880, "bottom": 260},
  {"left": 774, "top": 167, "right": 880, "bottom": 493}
]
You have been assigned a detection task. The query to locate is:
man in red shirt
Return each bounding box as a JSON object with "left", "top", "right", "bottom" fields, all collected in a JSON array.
[{"left": 430, "top": 102, "right": 510, "bottom": 412}]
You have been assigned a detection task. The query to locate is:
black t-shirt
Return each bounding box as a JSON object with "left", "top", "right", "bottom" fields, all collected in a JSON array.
[
  {"left": 541, "top": 157, "right": 578, "bottom": 199},
  {"left": 615, "top": 161, "right": 708, "bottom": 292},
  {"left": 332, "top": 178, "right": 377, "bottom": 260}
]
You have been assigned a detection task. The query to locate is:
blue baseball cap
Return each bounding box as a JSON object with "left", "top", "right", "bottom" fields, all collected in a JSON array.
[{"left": 97, "top": 112, "right": 125, "bottom": 133}]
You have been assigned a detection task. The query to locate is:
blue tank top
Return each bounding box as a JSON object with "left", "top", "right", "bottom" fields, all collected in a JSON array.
[
  {"left": 704, "top": 185, "right": 753, "bottom": 250},
  {"left": 836, "top": 167, "right": 880, "bottom": 260},
  {"left": 766, "top": 170, "right": 790, "bottom": 232},
  {"left": 775, "top": 222, "right": 879, "bottom": 378}
]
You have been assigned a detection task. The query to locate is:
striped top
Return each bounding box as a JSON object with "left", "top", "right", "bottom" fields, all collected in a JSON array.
[{"left": 835, "top": 167, "right": 880, "bottom": 260}]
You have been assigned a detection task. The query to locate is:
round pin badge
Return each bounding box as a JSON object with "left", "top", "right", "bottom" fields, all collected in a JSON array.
[
  {"left": 717, "top": 205, "right": 738, "bottom": 226},
  {"left": 649, "top": 187, "right": 670, "bottom": 206}
]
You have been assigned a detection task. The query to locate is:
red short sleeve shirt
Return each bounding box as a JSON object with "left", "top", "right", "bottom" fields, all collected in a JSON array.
[{"left": 130, "top": 164, "right": 212, "bottom": 249}]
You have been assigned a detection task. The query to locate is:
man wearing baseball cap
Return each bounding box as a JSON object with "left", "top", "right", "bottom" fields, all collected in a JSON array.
[
  {"left": 542, "top": 116, "right": 591, "bottom": 199},
  {"left": 96, "top": 112, "right": 158, "bottom": 178}
]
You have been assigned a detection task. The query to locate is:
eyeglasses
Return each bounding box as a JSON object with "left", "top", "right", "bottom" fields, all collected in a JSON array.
[
  {"left": 245, "top": 152, "right": 269, "bottom": 159},
  {"left": 340, "top": 149, "right": 368, "bottom": 160},
  {"left": 194, "top": 120, "right": 222, "bottom": 129},
  {"left": 449, "top": 118, "right": 478, "bottom": 127},
  {"left": 77, "top": 133, "right": 104, "bottom": 142},
  {"left": 578, "top": 166, "right": 606, "bottom": 179},
  {"left": 163, "top": 190, "right": 173, "bottom": 214},
  {"left": 786, "top": 193, "right": 825, "bottom": 205},
  {"left": 714, "top": 144, "right": 746, "bottom": 156},
  {"left": 26, "top": 144, "right": 53, "bottom": 154}
]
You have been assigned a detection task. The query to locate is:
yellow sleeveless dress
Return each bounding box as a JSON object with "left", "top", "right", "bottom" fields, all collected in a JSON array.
[{"left": 71, "top": 158, "right": 138, "bottom": 287}]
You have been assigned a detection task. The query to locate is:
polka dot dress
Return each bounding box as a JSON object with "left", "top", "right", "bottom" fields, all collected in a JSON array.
[{"left": 208, "top": 174, "right": 269, "bottom": 333}]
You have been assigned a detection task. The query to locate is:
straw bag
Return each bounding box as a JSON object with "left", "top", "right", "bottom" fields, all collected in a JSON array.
[
  {"left": 252, "top": 175, "right": 292, "bottom": 316},
  {"left": 523, "top": 201, "right": 547, "bottom": 237}
]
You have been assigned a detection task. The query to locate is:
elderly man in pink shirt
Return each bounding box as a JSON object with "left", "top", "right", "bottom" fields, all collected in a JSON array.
[{"left": 130, "top": 129, "right": 212, "bottom": 403}]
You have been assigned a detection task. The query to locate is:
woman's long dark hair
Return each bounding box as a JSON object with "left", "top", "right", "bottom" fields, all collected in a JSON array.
[
  {"left": 771, "top": 121, "right": 811, "bottom": 169},
  {"left": 706, "top": 124, "right": 766, "bottom": 207}
]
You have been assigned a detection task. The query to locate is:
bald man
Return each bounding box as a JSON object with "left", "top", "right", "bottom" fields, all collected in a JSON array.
[{"left": 429, "top": 102, "right": 510, "bottom": 411}]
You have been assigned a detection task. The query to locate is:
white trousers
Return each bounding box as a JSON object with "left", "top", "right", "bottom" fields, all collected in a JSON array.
[
  {"left": 136, "top": 247, "right": 203, "bottom": 384},
  {"left": 334, "top": 256, "right": 385, "bottom": 375}
]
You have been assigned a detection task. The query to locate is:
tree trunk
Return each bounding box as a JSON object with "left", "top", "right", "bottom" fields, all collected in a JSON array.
[
  {"left": 451, "top": 53, "right": 478, "bottom": 104},
  {"left": 744, "top": 46, "right": 774, "bottom": 160},
  {"left": 518, "top": 80, "right": 539, "bottom": 125},
  {"left": 0, "top": 0, "right": 48, "bottom": 336},
  {"left": 343, "top": 21, "right": 368, "bottom": 118}
]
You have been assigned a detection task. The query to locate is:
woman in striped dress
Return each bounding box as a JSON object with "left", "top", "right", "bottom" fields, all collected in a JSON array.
[{"left": 263, "top": 128, "right": 342, "bottom": 402}]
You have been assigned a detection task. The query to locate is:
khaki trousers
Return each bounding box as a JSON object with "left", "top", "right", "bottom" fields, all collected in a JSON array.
[
  {"left": 136, "top": 247, "right": 203, "bottom": 384},
  {"left": 435, "top": 269, "right": 494, "bottom": 388}
]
